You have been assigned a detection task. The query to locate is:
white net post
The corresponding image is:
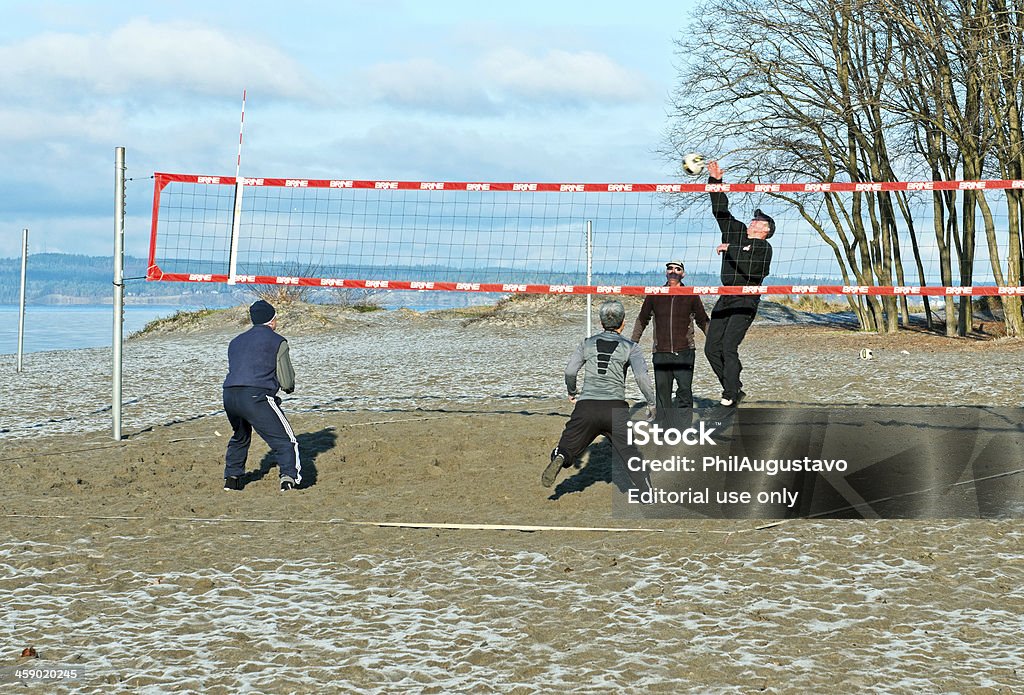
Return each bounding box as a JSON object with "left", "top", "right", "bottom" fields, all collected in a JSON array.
[
  {"left": 113, "top": 147, "right": 125, "bottom": 441},
  {"left": 16, "top": 228, "right": 27, "bottom": 372},
  {"left": 227, "top": 180, "right": 243, "bottom": 284},
  {"left": 586, "top": 220, "right": 593, "bottom": 336}
]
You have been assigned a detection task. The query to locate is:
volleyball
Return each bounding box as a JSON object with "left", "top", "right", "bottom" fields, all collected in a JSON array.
[{"left": 682, "top": 152, "right": 706, "bottom": 176}]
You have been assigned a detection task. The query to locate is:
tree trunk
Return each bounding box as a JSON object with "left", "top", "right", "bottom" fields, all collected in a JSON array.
[{"left": 1004, "top": 189, "right": 1024, "bottom": 337}]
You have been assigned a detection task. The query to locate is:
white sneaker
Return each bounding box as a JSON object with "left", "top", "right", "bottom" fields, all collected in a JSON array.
[{"left": 720, "top": 391, "right": 746, "bottom": 408}]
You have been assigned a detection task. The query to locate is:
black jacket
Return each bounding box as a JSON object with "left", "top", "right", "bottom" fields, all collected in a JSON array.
[{"left": 709, "top": 176, "right": 773, "bottom": 285}]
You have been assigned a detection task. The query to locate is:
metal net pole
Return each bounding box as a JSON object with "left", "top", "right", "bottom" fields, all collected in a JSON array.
[{"left": 113, "top": 147, "right": 125, "bottom": 440}]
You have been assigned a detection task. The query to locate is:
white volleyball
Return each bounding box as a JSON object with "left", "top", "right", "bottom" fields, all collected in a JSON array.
[{"left": 682, "top": 152, "right": 706, "bottom": 176}]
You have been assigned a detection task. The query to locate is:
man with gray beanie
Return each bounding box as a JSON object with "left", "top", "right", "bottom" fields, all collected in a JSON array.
[
  {"left": 542, "top": 300, "right": 657, "bottom": 491},
  {"left": 222, "top": 299, "right": 301, "bottom": 492}
]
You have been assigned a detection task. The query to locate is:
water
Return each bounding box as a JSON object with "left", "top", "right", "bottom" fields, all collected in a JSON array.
[
  {"left": 0, "top": 301, "right": 489, "bottom": 355},
  {"left": 0, "top": 305, "right": 191, "bottom": 355}
]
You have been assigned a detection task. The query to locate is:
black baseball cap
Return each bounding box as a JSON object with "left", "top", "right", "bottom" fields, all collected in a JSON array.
[{"left": 753, "top": 209, "right": 776, "bottom": 237}]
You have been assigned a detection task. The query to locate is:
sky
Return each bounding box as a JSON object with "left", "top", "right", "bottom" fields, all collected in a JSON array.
[{"left": 0, "top": 0, "right": 699, "bottom": 259}]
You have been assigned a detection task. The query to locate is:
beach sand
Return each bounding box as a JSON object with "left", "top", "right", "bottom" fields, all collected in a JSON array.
[{"left": 3, "top": 298, "right": 1023, "bottom": 692}]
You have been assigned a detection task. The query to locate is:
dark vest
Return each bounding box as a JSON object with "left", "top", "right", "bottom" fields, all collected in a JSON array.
[{"left": 223, "top": 325, "right": 285, "bottom": 391}]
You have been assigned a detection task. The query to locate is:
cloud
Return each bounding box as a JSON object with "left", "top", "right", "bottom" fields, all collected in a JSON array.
[
  {"left": 0, "top": 106, "right": 125, "bottom": 143},
  {"left": 357, "top": 48, "right": 654, "bottom": 115},
  {"left": 479, "top": 48, "right": 654, "bottom": 105},
  {"left": 311, "top": 115, "right": 665, "bottom": 182},
  {"left": 0, "top": 18, "right": 317, "bottom": 102},
  {"left": 363, "top": 58, "right": 497, "bottom": 115},
  {"left": 0, "top": 213, "right": 122, "bottom": 257}
]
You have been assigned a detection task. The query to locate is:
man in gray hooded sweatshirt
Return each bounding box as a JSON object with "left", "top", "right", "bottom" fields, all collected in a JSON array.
[{"left": 542, "top": 300, "right": 657, "bottom": 491}]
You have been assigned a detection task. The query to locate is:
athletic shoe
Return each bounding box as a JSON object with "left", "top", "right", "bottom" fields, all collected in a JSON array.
[
  {"left": 280, "top": 476, "right": 297, "bottom": 492},
  {"left": 542, "top": 453, "right": 566, "bottom": 488},
  {"left": 224, "top": 476, "right": 244, "bottom": 492},
  {"left": 720, "top": 390, "right": 747, "bottom": 408}
]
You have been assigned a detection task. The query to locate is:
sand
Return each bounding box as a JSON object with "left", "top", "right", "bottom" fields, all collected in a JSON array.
[{"left": 2, "top": 298, "right": 1023, "bottom": 692}]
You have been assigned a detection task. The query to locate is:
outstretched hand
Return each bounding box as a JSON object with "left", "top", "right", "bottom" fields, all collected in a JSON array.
[{"left": 707, "top": 160, "right": 723, "bottom": 179}]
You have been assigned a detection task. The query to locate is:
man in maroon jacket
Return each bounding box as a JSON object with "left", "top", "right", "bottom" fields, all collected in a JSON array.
[{"left": 630, "top": 260, "right": 710, "bottom": 417}]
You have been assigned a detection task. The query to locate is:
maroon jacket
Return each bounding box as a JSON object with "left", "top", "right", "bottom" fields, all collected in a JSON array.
[{"left": 630, "top": 291, "right": 710, "bottom": 352}]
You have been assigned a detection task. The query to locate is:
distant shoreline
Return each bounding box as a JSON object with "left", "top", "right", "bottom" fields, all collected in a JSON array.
[
  {"left": 0, "top": 301, "right": 210, "bottom": 308},
  {"left": 0, "top": 297, "right": 238, "bottom": 307},
  {"left": 2, "top": 296, "right": 1015, "bottom": 357}
]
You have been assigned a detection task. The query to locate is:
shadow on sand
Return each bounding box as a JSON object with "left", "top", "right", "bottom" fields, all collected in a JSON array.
[{"left": 251, "top": 427, "right": 338, "bottom": 489}]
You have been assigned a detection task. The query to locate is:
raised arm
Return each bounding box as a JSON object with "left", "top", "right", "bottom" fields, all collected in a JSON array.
[{"left": 707, "top": 160, "right": 747, "bottom": 244}]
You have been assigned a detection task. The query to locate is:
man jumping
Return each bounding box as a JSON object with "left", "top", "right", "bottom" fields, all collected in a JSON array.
[{"left": 705, "top": 159, "right": 775, "bottom": 408}]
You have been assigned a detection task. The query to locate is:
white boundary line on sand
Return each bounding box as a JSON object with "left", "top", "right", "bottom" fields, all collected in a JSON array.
[
  {"left": 0, "top": 514, "right": 760, "bottom": 534},
  {"left": 346, "top": 521, "right": 666, "bottom": 533}
]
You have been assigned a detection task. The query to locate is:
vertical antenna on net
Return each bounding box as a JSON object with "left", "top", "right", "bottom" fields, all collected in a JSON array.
[
  {"left": 227, "top": 88, "right": 246, "bottom": 285},
  {"left": 236, "top": 88, "right": 246, "bottom": 181}
]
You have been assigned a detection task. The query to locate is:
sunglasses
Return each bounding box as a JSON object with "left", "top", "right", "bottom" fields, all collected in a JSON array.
[{"left": 666, "top": 266, "right": 684, "bottom": 271}]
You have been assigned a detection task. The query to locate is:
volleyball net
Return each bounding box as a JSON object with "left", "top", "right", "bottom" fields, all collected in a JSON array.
[{"left": 147, "top": 172, "right": 1024, "bottom": 297}]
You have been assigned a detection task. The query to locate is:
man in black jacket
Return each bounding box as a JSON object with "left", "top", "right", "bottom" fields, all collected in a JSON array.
[
  {"left": 705, "top": 159, "right": 774, "bottom": 407},
  {"left": 222, "top": 299, "right": 301, "bottom": 492},
  {"left": 630, "top": 260, "right": 710, "bottom": 414}
]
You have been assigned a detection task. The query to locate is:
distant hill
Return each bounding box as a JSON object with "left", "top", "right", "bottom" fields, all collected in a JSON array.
[
  {"left": 0, "top": 254, "right": 509, "bottom": 309},
  {"left": 0, "top": 252, "right": 843, "bottom": 307},
  {"left": 0, "top": 254, "right": 242, "bottom": 305}
]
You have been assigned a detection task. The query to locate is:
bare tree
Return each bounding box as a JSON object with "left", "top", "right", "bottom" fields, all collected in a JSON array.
[
  {"left": 668, "top": 0, "right": 1024, "bottom": 335},
  {"left": 846, "top": 0, "right": 1021, "bottom": 335},
  {"left": 882, "top": 0, "right": 995, "bottom": 335},
  {"left": 975, "top": 0, "right": 1024, "bottom": 336},
  {"left": 666, "top": 0, "right": 914, "bottom": 332}
]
